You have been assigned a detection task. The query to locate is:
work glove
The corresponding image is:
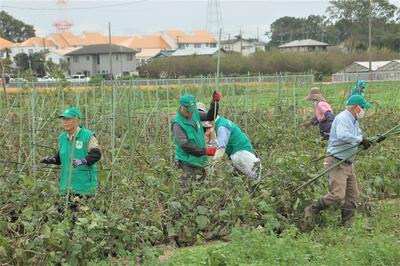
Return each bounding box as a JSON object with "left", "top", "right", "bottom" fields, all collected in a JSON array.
[
  {"left": 204, "top": 147, "right": 217, "bottom": 156},
  {"left": 214, "top": 148, "right": 226, "bottom": 161},
  {"left": 73, "top": 159, "right": 87, "bottom": 168},
  {"left": 375, "top": 134, "right": 386, "bottom": 143},
  {"left": 211, "top": 91, "right": 221, "bottom": 104},
  {"left": 360, "top": 137, "right": 372, "bottom": 150},
  {"left": 41, "top": 156, "right": 57, "bottom": 164}
]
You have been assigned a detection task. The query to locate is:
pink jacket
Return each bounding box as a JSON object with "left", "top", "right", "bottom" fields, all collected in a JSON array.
[{"left": 315, "top": 101, "right": 333, "bottom": 122}]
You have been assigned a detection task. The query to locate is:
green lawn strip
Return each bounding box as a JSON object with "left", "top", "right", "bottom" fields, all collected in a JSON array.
[{"left": 157, "top": 201, "right": 400, "bottom": 265}]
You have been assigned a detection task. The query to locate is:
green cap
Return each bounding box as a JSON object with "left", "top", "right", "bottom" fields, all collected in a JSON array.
[
  {"left": 59, "top": 107, "right": 82, "bottom": 119},
  {"left": 179, "top": 94, "right": 197, "bottom": 112},
  {"left": 347, "top": 95, "right": 372, "bottom": 109}
]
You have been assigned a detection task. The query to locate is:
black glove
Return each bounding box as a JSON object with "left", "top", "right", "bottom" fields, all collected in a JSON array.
[
  {"left": 41, "top": 156, "right": 57, "bottom": 164},
  {"left": 375, "top": 135, "right": 386, "bottom": 143},
  {"left": 360, "top": 137, "right": 372, "bottom": 150}
]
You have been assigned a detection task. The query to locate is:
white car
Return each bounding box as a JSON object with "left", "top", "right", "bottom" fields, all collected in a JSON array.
[
  {"left": 9, "top": 77, "right": 27, "bottom": 83},
  {"left": 38, "top": 76, "right": 56, "bottom": 82},
  {"left": 68, "top": 75, "right": 90, "bottom": 83}
]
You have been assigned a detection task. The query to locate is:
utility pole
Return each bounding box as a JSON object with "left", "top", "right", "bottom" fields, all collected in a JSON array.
[
  {"left": 240, "top": 29, "right": 243, "bottom": 55},
  {"left": 43, "top": 37, "right": 47, "bottom": 76},
  {"left": 368, "top": 0, "right": 372, "bottom": 72},
  {"left": 108, "top": 22, "right": 113, "bottom": 80}
]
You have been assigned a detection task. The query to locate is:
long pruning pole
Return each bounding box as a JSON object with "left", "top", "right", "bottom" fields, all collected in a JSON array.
[
  {"left": 214, "top": 28, "right": 222, "bottom": 122},
  {"left": 30, "top": 85, "right": 36, "bottom": 182},
  {"left": 65, "top": 134, "right": 76, "bottom": 210},
  {"left": 311, "top": 123, "right": 400, "bottom": 163},
  {"left": 292, "top": 123, "right": 400, "bottom": 195},
  {"left": 108, "top": 22, "right": 116, "bottom": 203}
]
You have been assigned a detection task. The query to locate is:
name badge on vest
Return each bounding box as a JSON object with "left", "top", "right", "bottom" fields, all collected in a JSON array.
[
  {"left": 196, "top": 121, "right": 201, "bottom": 129},
  {"left": 75, "top": 140, "right": 83, "bottom": 150}
]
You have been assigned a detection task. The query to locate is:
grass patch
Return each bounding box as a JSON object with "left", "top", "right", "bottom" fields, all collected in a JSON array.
[{"left": 155, "top": 201, "right": 400, "bottom": 266}]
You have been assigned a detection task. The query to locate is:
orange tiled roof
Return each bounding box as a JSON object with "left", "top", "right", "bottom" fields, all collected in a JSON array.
[
  {"left": 59, "top": 32, "right": 84, "bottom": 46},
  {"left": 111, "top": 36, "right": 131, "bottom": 44},
  {"left": 136, "top": 48, "right": 162, "bottom": 58},
  {"left": 119, "top": 35, "right": 170, "bottom": 49},
  {"left": 162, "top": 30, "right": 216, "bottom": 44},
  {"left": 12, "top": 37, "right": 56, "bottom": 48},
  {"left": 177, "top": 30, "right": 216, "bottom": 43},
  {"left": 47, "top": 33, "right": 70, "bottom": 48},
  {"left": 0, "top": 37, "right": 14, "bottom": 49},
  {"left": 80, "top": 32, "right": 108, "bottom": 45},
  {"left": 163, "top": 30, "right": 187, "bottom": 42}
]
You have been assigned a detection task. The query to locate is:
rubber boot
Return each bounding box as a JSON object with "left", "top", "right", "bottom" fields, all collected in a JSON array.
[
  {"left": 303, "top": 199, "right": 326, "bottom": 230},
  {"left": 341, "top": 208, "right": 355, "bottom": 226}
]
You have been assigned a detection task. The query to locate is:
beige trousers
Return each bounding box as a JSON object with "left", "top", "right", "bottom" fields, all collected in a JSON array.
[{"left": 322, "top": 156, "right": 359, "bottom": 209}]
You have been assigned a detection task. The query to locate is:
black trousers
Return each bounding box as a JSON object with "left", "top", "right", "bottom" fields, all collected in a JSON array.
[{"left": 175, "top": 160, "right": 207, "bottom": 187}]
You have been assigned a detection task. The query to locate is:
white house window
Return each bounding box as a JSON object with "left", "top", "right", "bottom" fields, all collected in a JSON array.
[
  {"left": 210, "top": 43, "right": 216, "bottom": 48},
  {"left": 28, "top": 49, "right": 33, "bottom": 54},
  {"left": 73, "top": 56, "right": 79, "bottom": 63},
  {"left": 126, "top": 54, "right": 133, "bottom": 61},
  {"left": 116, "top": 55, "right": 119, "bottom": 61},
  {"left": 86, "top": 56, "right": 90, "bottom": 61},
  {"left": 178, "top": 44, "right": 185, "bottom": 49},
  {"left": 194, "top": 43, "right": 201, "bottom": 48}
]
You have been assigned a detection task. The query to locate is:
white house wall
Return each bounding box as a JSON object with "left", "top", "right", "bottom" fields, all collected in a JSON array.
[
  {"left": 10, "top": 46, "right": 56, "bottom": 60},
  {"left": 68, "top": 53, "right": 138, "bottom": 77}
]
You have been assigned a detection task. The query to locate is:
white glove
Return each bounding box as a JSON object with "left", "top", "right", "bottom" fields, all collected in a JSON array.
[{"left": 213, "top": 148, "right": 225, "bottom": 161}]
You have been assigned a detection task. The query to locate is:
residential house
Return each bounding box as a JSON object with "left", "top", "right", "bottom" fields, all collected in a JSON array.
[
  {"left": 46, "top": 47, "right": 79, "bottom": 64},
  {"left": 162, "top": 30, "right": 217, "bottom": 50},
  {"left": 151, "top": 50, "right": 175, "bottom": 60},
  {"left": 10, "top": 37, "right": 56, "bottom": 59},
  {"left": 0, "top": 37, "right": 14, "bottom": 58},
  {"left": 278, "top": 39, "right": 328, "bottom": 52},
  {"left": 65, "top": 44, "right": 138, "bottom": 77},
  {"left": 221, "top": 37, "right": 265, "bottom": 56},
  {"left": 135, "top": 49, "right": 162, "bottom": 65},
  {"left": 341, "top": 61, "right": 392, "bottom": 73},
  {"left": 118, "top": 35, "right": 170, "bottom": 65},
  {"left": 170, "top": 47, "right": 226, "bottom": 58}
]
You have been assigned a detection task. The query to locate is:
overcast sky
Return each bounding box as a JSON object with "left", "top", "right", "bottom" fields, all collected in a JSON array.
[{"left": 1, "top": 0, "right": 400, "bottom": 41}]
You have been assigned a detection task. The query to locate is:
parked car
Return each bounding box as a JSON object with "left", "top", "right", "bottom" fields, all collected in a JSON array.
[
  {"left": 37, "top": 76, "right": 56, "bottom": 82},
  {"left": 68, "top": 74, "right": 90, "bottom": 83},
  {"left": 9, "top": 77, "right": 27, "bottom": 83}
]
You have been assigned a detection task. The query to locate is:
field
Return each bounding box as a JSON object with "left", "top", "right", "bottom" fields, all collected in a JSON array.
[{"left": 0, "top": 78, "right": 399, "bottom": 264}]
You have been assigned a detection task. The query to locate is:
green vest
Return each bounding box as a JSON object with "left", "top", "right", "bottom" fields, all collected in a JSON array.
[
  {"left": 58, "top": 127, "right": 97, "bottom": 195},
  {"left": 173, "top": 110, "right": 208, "bottom": 167},
  {"left": 350, "top": 86, "right": 365, "bottom": 97},
  {"left": 215, "top": 116, "right": 253, "bottom": 157}
]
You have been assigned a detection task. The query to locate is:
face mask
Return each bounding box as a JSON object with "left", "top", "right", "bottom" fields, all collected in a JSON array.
[{"left": 356, "top": 107, "right": 365, "bottom": 119}]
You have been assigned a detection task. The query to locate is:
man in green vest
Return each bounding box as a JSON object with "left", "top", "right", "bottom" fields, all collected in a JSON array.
[
  {"left": 172, "top": 92, "right": 220, "bottom": 186},
  {"left": 349, "top": 80, "right": 366, "bottom": 98},
  {"left": 41, "top": 107, "right": 101, "bottom": 207},
  {"left": 213, "top": 116, "right": 261, "bottom": 180}
]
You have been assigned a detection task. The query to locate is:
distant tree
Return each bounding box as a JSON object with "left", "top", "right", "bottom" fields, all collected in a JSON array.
[
  {"left": 266, "top": 16, "right": 305, "bottom": 47},
  {"left": 0, "top": 11, "right": 35, "bottom": 42},
  {"left": 14, "top": 52, "right": 45, "bottom": 77},
  {"left": 327, "top": 0, "right": 399, "bottom": 51},
  {"left": 266, "top": 15, "right": 340, "bottom": 47}
]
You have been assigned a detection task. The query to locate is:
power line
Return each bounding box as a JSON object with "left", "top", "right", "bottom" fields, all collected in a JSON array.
[{"left": 1, "top": 0, "right": 147, "bottom": 11}]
